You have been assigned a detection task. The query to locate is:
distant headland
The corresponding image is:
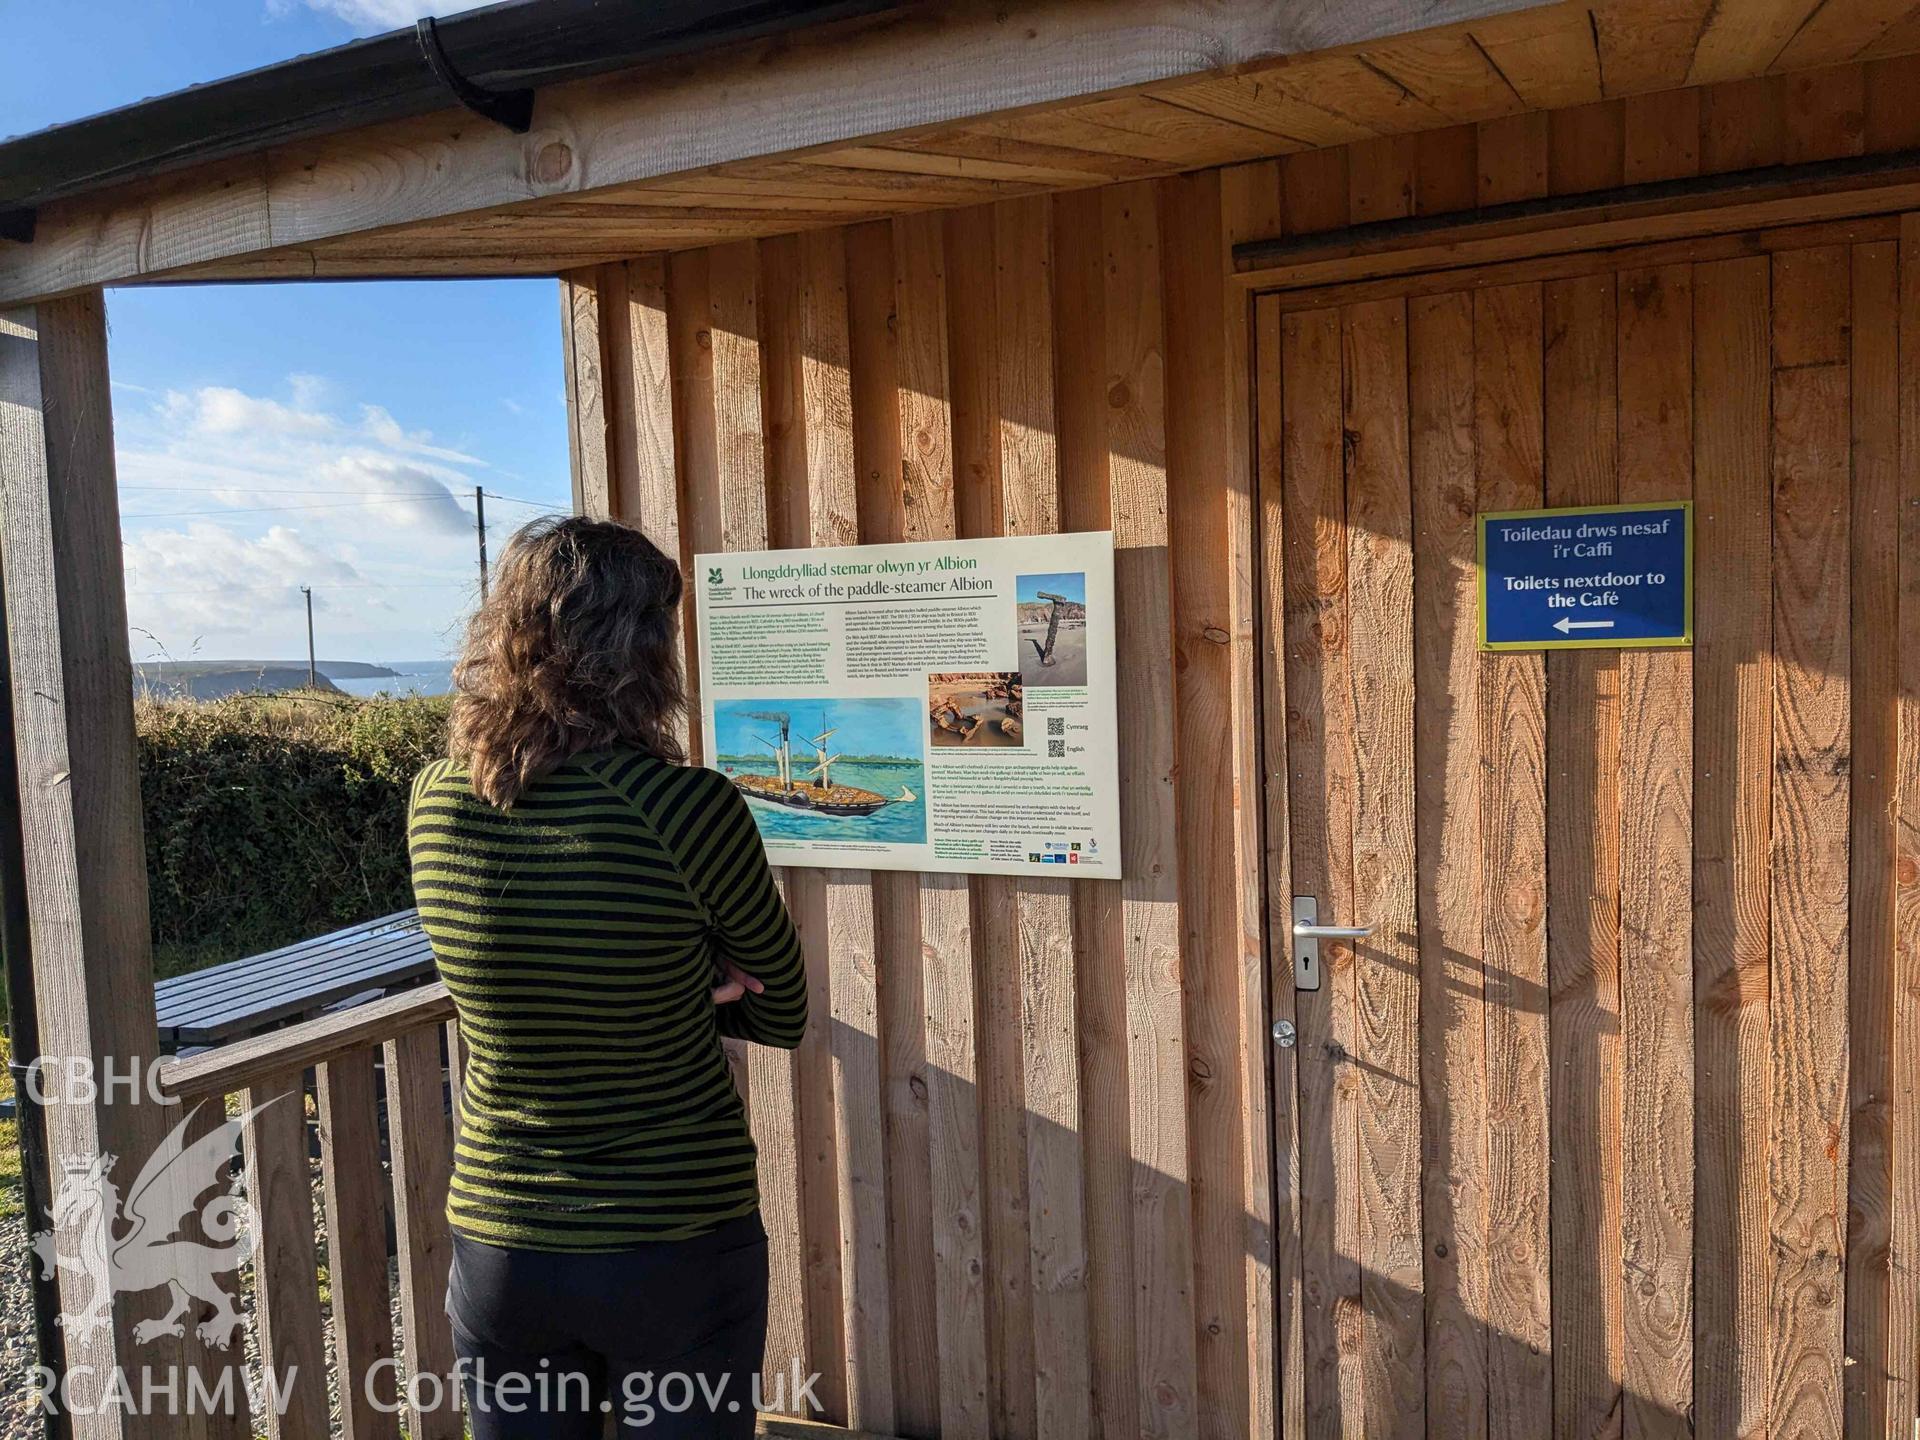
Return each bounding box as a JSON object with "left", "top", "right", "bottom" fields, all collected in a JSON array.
[{"left": 133, "top": 660, "right": 399, "bottom": 702}]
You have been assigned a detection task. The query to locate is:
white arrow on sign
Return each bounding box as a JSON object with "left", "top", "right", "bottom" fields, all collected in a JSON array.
[{"left": 1553, "top": 616, "right": 1615, "bottom": 634}]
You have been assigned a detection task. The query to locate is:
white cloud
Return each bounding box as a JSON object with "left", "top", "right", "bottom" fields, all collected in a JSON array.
[
  {"left": 126, "top": 387, "right": 480, "bottom": 515},
  {"left": 166, "top": 385, "right": 338, "bottom": 438},
  {"left": 358, "top": 405, "right": 482, "bottom": 466},
  {"left": 317, "top": 453, "right": 473, "bottom": 537},
  {"left": 123, "top": 524, "right": 362, "bottom": 646},
  {"left": 287, "top": 373, "right": 334, "bottom": 409},
  {"left": 270, "top": 0, "right": 494, "bottom": 33},
  {"left": 117, "top": 376, "right": 489, "bottom": 659}
]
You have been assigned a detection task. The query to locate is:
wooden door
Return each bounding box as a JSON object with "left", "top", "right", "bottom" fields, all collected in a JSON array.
[{"left": 1254, "top": 228, "right": 1919, "bottom": 1440}]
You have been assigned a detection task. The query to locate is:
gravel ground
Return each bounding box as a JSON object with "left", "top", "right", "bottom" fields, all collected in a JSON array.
[{"left": 1, "top": 1213, "right": 41, "bottom": 1440}]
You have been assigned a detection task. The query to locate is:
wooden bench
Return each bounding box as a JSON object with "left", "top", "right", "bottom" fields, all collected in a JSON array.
[{"left": 153, "top": 908, "right": 437, "bottom": 1050}]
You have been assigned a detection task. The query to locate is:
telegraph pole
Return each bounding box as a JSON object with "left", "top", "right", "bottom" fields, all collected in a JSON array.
[
  {"left": 475, "top": 486, "right": 489, "bottom": 600},
  {"left": 301, "top": 586, "right": 316, "bottom": 690}
]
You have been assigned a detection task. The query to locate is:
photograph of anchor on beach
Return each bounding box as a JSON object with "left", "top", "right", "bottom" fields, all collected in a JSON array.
[
  {"left": 1016, "top": 571, "right": 1089, "bottom": 686},
  {"left": 928, "top": 671, "right": 1026, "bottom": 749},
  {"left": 711, "top": 698, "right": 927, "bottom": 844}
]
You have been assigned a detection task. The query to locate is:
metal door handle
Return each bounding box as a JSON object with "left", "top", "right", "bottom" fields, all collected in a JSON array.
[
  {"left": 1290, "top": 898, "right": 1372, "bottom": 993},
  {"left": 1292, "top": 922, "right": 1374, "bottom": 940},
  {"left": 1272, "top": 1019, "right": 1297, "bottom": 1049}
]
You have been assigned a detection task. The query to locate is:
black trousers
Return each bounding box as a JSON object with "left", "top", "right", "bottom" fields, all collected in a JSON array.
[{"left": 447, "top": 1211, "right": 769, "bottom": 1438}]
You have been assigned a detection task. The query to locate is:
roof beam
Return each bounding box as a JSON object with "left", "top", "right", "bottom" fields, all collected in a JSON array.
[{"left": 0, "top": 0, "right": 1554, "bottom": 304}]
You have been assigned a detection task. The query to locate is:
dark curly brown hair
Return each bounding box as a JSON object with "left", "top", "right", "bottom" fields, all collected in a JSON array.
[{"left": 450, "top": 515, "right": 686, "bottom": 807}]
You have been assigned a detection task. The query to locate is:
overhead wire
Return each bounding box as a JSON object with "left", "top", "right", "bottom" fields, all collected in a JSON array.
[
  {"left": 120, "top": 488, "right": 566, "bottom": 521},
  {"left": 121, "top": 488, "right": 566, "bottom": 604},
  {"left": 118, "top": 484, "right": 561, "bottom": 508},
  {"left": 125, "top": 579, "right": 479, "bottom": 596},
  {"left": 120, "top": 485, "right": 458, "bottom": 496}
]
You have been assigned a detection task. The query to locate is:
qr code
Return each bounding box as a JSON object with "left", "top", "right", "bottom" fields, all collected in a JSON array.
[
  {"left": 1048, "top": 739, "right": 1066, "bottom": 758},
  {"left": 1047, "top": 716, "right": 1065, "bottom": 737}
]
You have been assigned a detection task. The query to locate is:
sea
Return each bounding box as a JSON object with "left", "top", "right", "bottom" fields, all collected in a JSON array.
[{"left": 330, "top": 660, "right": 458, "bottom": 699}]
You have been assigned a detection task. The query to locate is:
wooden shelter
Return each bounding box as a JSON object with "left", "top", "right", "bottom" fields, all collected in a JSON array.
[{"left": 3, "top": 0, "right": 1919, "bottom": 1436}]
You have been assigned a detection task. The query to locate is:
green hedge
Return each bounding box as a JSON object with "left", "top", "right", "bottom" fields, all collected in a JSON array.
[{"left": 136, "top": 691, "right": 450, "bottom": 978}]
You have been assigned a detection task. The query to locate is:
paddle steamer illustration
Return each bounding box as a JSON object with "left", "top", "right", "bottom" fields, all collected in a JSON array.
[{"left": 730, "top": 711, "right": 907, "bottom": 818}]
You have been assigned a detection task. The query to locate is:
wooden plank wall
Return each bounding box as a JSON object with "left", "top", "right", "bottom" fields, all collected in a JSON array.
[
  {"left": 560, "top": 177, "right": 1269, "bottom": 1440},
  {"left": 1256, "top": 233, "right": 1919, "bottom": 1439},
  {"left": 551, "top": 57, "right": 1920, "bottom": 1440},
  {"left": 1239, "top": 58, "right": 1920, "bottom": 1439}
]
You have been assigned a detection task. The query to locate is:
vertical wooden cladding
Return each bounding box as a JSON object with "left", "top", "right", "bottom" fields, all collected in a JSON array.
[
  {"left": 1341, "top": 296, "right": 1423, "bottom": 1440},
  {"left": 1274, "top": 297, "right": 1366, "bottom": 1440},
  {"left": 1257, "top": 230, "right": 1917, "bottom": 1438},
  {"left": 1161, "top": 171, "right": 1255, "bottom": 1440},
  {"left": 1101, "top": 180, "right": 1204, "bottom": 1440},
  {"left": 1688, "top": 253, "right": 1771, "bottom": 1440},
  {"left": 1891, "top": 213, "right": 1920, "bottom": 1440},
  {"left": 1267, "top": 289, "right": 1429, "bottom": 1440},
  {"left": 557, "top": 174, "right": 1264, "bottom": 1438},
  {"left": 1846, "top": 237, "right": 1899, "bottom": 1440},
  {"left": 1543, "top": 271, "right": 1627, "bottom": 1440},
  {"left": 1766, "top": 244, "right": 1851, "bottom": 1439},
  {"left": 1473, "top": 283, "right": 1552, "bottom": 1440},
  {"left": 554, "top": 107, "right": 1920, "bottom": 1440},
  {"left": 1615, "top": 262, "right": 1694, "bottom": 1440},
  {"left": 1407, "top": 285, "right": 1487, "bottom": 1440}
]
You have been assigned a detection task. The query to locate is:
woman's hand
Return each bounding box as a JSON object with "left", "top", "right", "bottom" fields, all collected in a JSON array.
[{"left": 711, "top": 961, "right": 766, "bottom": 1006}]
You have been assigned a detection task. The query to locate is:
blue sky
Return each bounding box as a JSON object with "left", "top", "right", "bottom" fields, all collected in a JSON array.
[
  {"left": 10, "top": 1, "right": 572, "bottom": 663},
  {"left": 712, "top": 700, "right": 924, "bottom": 763},
  {"left": 1015, "top": 571, "right": 1087, "bottom": 606}
]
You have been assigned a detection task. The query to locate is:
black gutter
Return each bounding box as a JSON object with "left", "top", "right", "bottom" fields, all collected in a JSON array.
[
  {"left": 0, "top": 562, "right": 69, "bottom": 1440},
  {"left": 0, "top": 0, "right": 903, "bottom": 221}
]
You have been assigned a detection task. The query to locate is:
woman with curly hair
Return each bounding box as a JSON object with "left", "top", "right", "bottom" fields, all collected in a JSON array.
[{"left": 408, "top": 515, "right": 805, "bottom": 1438}]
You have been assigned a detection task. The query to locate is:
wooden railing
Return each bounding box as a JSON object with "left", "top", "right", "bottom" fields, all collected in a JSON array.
[
  {"left": 156, "top": 983, "right": 462, "bottom": 1440},
  {"left": 151, "top": 986, "right": 894, "bottom": 1440}
]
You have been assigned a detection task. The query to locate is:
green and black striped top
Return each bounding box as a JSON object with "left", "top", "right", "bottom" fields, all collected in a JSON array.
[{"left": 407, "top": 747, "right": 806, "bottom": 1250}]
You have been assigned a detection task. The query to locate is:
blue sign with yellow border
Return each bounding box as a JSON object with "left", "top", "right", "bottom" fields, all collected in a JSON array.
[{"left": 1478, "top": 502, "right": 1692, "bottom": 651}]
